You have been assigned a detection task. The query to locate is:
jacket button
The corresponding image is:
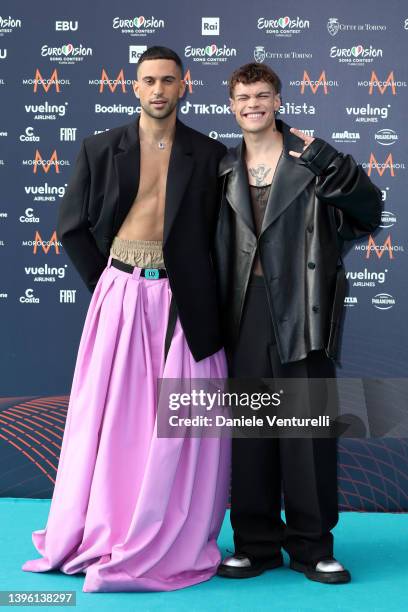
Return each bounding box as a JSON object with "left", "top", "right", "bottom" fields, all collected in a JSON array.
[
  {"left": 307, "top": 224, "right": 314, "bottom": 233},
  {"left": 308, "top": 262, "right": 316, "bottom": 269},
  {"left": 312, "top": 305, "right": 319, "bottom": 313}
]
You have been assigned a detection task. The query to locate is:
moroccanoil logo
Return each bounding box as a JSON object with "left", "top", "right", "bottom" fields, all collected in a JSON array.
[
  {"left": 361, "top": 153, "right": 405, "bottom": 177},
  {"left": 88, "top": 69, "right": 137, "bottom": 94},
  {"left": 354, "top": 235, "right": 404, "bottom": 259},
  {"left": 33, "top": 68, "right": 60, "bottom": 93},
  {"left": 368, "top": 71, "right": 397, "bottom": 95},
  {"left": 22, "top": 150, "right": 70, "bottom": 174},
  {"left": 356, "top": 71, "right": 407, "bottom": 95},
  {"left": 21, "top": 230, "right": 61, "bottom": 254},
  {"left": 183, "top": 68, "right": 204, "bottom": 94},
  {"left": 298, "top": 71, "right": 332, "bottom": 94}
]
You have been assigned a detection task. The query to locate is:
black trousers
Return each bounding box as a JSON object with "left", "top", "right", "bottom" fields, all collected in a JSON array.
[{"left": 228, "top": 275, "right": 339, "bottom": 565}]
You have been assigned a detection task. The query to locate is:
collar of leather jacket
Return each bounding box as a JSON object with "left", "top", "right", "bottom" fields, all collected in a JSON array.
[
  {"left": 218, "top": 119, "right": 318, "bottom": 236},
  {"left": 218, "top": 119, "right": 307, "bottom": 176}
]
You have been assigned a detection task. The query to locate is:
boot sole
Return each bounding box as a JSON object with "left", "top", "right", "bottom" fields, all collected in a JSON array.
[
  {"left": 290, "top": 559, "right": 351, "bottom": 584},
  {"left": 217, "top": 555, "right": 283, "bottom": 579}
]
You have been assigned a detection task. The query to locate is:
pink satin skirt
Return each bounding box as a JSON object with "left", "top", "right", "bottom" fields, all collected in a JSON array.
[{"left": 22, "top": 260, "right": 230, "bottom": 592}]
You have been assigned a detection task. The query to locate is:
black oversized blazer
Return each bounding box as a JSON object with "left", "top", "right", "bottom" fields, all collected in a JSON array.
[{"left": 57, "top": 117, "right": 227, "bottom": 362}]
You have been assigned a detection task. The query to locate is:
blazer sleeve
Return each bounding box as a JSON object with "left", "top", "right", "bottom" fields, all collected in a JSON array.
[
  {"left": 56, "top": 140, "right": 108, "bottom": 292},
  {"left": 300, "top": 138, "right": 383, "bottom": 241}
]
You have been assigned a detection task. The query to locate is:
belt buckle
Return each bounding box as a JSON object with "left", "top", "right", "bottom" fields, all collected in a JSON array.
[{"left": 144, "top": 268, "right": 160, "bottom": 280}]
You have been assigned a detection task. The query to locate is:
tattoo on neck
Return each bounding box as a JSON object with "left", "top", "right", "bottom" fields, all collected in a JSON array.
[{"left": 248, "top": 165, "right": 272, "bottom": 186}]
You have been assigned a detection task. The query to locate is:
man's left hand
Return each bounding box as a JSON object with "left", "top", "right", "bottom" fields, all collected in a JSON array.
[{"left": 288, "top": 128, "right": 315, "bottom": 158}]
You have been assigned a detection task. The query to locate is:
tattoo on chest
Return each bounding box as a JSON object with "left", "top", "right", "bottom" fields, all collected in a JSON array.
[{"left": 248, "top": 164, "right": 272, "bottom": 186}]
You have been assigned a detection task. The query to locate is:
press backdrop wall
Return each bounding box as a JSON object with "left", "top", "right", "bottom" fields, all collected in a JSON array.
[{"left": 0, "top": 0, "right": 407, "bottom": 509}]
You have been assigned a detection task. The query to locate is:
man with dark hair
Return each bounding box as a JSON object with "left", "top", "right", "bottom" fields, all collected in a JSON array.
[
  {"left": 22, "top": 46, "right": 230, "bottom": 592},
  {"left": 215, "top": 62, "right": 382, "bottom": 583}
]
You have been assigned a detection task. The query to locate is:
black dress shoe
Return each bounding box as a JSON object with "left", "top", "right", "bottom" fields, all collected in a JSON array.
[
  {"left": 217, "top": 552, "right": 283, "bottom": 579},
  {"left": 290, "top": 557, "right": 351, "bottom": 584}
]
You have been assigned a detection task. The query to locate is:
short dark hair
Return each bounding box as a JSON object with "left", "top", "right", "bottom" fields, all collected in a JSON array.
[
  {"left": 137, "top": 46, "right": 183, "bottom": 75},
  {"left": 229, "top": 62, "right": 282, "bottom": 98}
]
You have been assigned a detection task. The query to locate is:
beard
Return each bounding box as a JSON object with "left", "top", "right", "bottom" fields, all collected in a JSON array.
[{"left": 140, "top": 98, "right": 178, "bottom": 120}]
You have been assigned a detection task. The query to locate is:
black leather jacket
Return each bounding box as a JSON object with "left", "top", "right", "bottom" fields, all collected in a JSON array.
[{"left": 214, "top": 120, "right": 382, "bottom": 364}]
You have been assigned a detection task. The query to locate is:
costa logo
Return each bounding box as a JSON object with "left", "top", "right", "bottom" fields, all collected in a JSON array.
[
  {"left": 19, "top": 208, "right": 39, "bottom": 223},
  {"left": 19, "top": 288, "right": 40, "bottom": 304}
]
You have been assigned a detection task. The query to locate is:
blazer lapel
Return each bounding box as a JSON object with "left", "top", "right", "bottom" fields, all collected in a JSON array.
[
  {"left": 260, "top": 120, "right": 314, "bottom": 236},
  {"left": 163, "top": 119, "right": 194, "bottom": 245},
  {"left": 225, "top": 142, "right": 256, "bottom": 236},
  {"left": 113, "top": 118, "right": 140, "bottom": 236}
]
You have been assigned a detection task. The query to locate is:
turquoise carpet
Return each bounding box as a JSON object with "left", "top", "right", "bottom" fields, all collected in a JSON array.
[{"left": 0, "top": 499, "right": 406, "bottom": 611}]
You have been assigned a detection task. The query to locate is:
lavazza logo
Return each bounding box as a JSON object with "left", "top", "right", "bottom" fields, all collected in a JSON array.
[
  {"left": 24, "top": 182, "right": 67, "bottom": 202},
  {"left": 327, "top": 18, "right": 386, "bottom": 36},
  {"left": 112, "top": 16, "right": 165, "bottom": 36},
  {"left": 41, "top": 43, "right": 92, "bottom": 64},
  {"left": 184, "top": 43, "right": 236, "bottom": 65},
  {"left": 331, "top": 130, "right": 360, "bottom": 143},
  {"left": 0, "top": 16, "right": 22, "bottom": 36},
  {"left": 257, "top": 16, "right": 310, "bottom": 37},
  {"left": 254, "top": 46, "right": 312, "bottom": 62},
  {"left": 330, "top": 44, "right": 383, "bottom": 66}
]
